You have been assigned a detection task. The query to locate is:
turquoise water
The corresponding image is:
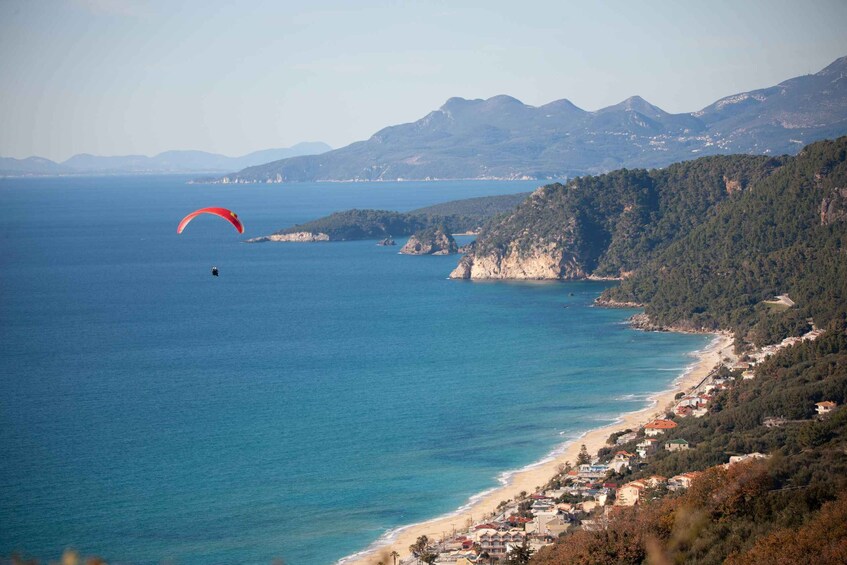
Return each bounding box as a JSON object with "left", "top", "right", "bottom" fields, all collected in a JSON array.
[{"left": 0, "top": 176, "right": 709, "bottom": 564}]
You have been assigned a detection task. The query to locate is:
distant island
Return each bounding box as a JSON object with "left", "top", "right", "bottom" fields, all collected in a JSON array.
[
  {"left": 0, "top": 142, "right": 331, "bottom": 177},
  {"left": 245, "top": 193, "right": 528, "bottom": 245},
  {"left": 208, "top": 56, "right": 847, "bottom": 184}
]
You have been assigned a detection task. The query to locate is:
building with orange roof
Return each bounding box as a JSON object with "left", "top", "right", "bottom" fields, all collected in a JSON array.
[{"left": 643, "top": 419, "right": 678, "bottom": 436}]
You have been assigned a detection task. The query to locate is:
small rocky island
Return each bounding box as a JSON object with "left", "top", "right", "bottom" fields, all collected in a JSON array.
[{"left": 399, "top": 227, "right": 458, "bottom": 255}]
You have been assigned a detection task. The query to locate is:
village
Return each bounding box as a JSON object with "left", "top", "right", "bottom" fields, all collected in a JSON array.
[{"left": 396, "top": 325, "right": 838, "bottom": 565}]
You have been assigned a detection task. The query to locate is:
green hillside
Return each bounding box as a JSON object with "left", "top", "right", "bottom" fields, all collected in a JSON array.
[
  {"left": 272, "top": 192, "right": 528, "bottom": 241},
  {"left": 604, "top": 137, "right": 847, "bottom": 343}
]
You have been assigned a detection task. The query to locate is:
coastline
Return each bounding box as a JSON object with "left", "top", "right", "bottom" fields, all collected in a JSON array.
[{"left": 340, "top": 332, "right": 734, "bottom": 565}]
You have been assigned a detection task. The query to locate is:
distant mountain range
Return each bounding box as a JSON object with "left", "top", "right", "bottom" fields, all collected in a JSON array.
[
  {"left": 215, "top": 56, "right": 847, "bottom": 183},
  {"left": 0, "top": 142, "right": 332, "bottom": 176}
]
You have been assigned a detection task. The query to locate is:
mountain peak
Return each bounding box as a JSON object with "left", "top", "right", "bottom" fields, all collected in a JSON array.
[
  {"left": 817, "top": 55, "right": 847, "bottom": 76},
  {"left": 440, "top": 95, "right": 526, "bottom": 113},
  {"left": 595, "top": 95, "right": 668, "bottom": 119},
  {"left": 485, "top": 94, "right": 525, "bottom": 106},
  {"left": 621, "top": 95, "right": 666, "bottom": 116},
  {"left": 540, "top": 98, "right": 583, "bottom": 111}
]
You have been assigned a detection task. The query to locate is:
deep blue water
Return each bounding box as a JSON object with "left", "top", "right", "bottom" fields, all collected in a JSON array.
[{"left": 0, "top": 176, "right": 709, "bottom": 564}]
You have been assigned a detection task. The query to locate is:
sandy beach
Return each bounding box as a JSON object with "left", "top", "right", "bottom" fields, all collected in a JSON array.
[{"left": 342, "top": 332, "right": 735, "bottom": 565}]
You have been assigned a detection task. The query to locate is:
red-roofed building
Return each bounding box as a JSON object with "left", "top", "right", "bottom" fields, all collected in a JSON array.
[
  {"left": 675, "top": 405, "right": 693, "bottom": 417},
  {"left": 644, "top": 419, "right": 678, "bottom": 436}
]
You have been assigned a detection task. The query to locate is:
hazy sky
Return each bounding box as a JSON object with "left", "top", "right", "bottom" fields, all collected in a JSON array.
[{"left": 2, "top": 0, "right": 846, "bottom": 161}]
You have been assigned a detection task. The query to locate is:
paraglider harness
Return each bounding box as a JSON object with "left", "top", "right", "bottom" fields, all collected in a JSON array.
[{"left": 211, "top": 266, "right": 219, "bottom": 277}]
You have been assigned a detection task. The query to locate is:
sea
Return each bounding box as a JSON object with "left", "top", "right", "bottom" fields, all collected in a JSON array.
[{"left": 0, "top": 175, "right": 710, "bottom": 564}]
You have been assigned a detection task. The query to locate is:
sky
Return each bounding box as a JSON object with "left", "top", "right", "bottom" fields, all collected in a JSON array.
[{"left": 1, "top": 0, "right": 846, "bottom": 162}]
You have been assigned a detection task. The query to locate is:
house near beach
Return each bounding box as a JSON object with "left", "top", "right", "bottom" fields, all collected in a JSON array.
[
  {"left": 543, "top": 519, "right": 570, "bottom": 538},
  {"left": 669, "top": 471, "right": 702, "bottom": 490},
  {"left": 475, "top": 528, "right": 526, "bottom": 557},
  {"left": 615, "top": 481, "right": 645, "bottom": 506},
  {"left": 665, "top": 438, "right": 690, "bottom": 452},
  {"left": 577, "top": 463, "right": 610, "bottom": 478},
  {"left": 636, "top": 437, "right": 659, "bottom": 458},
  {"left": 531, "top": 499, "right": 556, "bottom": 513},
  {"left": 525, "top": 511, "right": 567, "bottom": 537},
  {"left": 676, "top": 396, "right": 701, "bottom": 408},
  {"left": 609, "top": 451, "right": 634, "bottom": 473},
  {"left": 643, "top": 419, "right": 678, "bottom": 436}
]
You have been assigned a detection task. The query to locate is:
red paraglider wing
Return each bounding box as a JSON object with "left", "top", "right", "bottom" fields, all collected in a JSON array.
[{"left": 177, "top": 207, "right": 244, "bottom": 234}]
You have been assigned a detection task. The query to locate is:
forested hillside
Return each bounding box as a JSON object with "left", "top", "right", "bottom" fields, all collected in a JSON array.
[
  {"left": 264, "top": 193, "right": 527, "bottom": 241},
  {"left": 603, "top": 137, "right": 847, "bottom": 342},
  {"left": 451, "top": 154, "right": 783, "bottom": 280}
]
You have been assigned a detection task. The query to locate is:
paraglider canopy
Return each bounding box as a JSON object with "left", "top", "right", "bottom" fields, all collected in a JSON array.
[{"left": 177, "top": 207, "right": 244, "bottom": 234}]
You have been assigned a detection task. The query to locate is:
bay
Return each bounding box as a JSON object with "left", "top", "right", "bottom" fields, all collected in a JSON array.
[{"left": 0, "top": 176, "right": 708, "bottom": 564}]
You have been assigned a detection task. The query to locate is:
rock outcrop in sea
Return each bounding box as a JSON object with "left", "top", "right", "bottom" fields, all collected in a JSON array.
[{"left": 400, "top": 228, "right": 458, "bottom": 255}]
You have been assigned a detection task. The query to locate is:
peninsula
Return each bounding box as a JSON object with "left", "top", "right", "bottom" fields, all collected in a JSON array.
[{"left": 245, "top": 193, "right": 527, "bottom": 244}]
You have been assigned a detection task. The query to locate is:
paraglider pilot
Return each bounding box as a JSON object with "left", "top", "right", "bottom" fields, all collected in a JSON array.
[{"left": 176, "top": 208, "right": 243, "bottom": 277}]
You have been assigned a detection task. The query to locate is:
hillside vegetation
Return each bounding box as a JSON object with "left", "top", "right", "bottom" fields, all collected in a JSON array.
[
  {"left": 604, "top": 137, "right": 847, "bottom": 342},
  {"left": 271, "top": 193, "right": 528, "bottom": 241},
  {"left": 463, "top": 154, "right": 782, "bottom": 277}
]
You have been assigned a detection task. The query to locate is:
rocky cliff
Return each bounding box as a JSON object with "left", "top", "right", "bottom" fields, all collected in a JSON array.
[
  {"left": 449, "top": 239, "right": 588, "bottom": 279},
  {"left": 821, "top": 186, "right": 847, "bottom": 225},
  {"left": 400, "top": 228, "right": 458, "bottom": 255}
]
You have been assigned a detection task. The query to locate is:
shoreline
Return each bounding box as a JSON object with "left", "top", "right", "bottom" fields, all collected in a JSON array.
[{"left": 339, "top": 332, "right": 734, "bottom": 565}]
